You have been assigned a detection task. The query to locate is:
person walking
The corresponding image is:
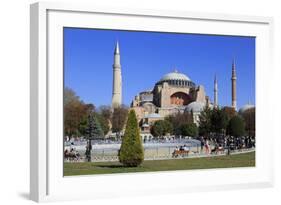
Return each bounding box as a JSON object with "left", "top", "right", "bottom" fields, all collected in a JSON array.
[{"left": 205, "top": 139, "right": 210, "bottom": 155}]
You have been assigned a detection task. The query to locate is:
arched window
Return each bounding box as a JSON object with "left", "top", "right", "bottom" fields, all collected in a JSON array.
[{"left": 170, "top": 92, "right": 191, "bottom": 105}]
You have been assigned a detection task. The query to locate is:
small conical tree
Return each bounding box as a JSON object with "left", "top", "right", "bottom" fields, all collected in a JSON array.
[
  {"left": 119, "top": 110, "right": 144, "bottom": 167},
  {"left": 85, "top": 114, "right": 104, "bottom": 162}
]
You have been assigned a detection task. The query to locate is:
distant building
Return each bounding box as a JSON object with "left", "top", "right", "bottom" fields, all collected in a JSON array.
[
  {"left": 239, "top": 103, "right": 255, "bottom": 114},
  {"left": 110, "top": 42, "right": 254, "bottom": 135},
  {"left": 131, "top": 69, "right": 212, "bottom": 127}
]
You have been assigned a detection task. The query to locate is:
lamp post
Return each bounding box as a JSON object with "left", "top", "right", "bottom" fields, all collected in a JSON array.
[
  {"left": 85, "top": 114, "right": 93, "bottom": 162},
  {"left": 85, "top": 139, "right": 92, "bottom": 162},
  {"left": 227, "top": 137, "right": 230, "bottom": 155}
]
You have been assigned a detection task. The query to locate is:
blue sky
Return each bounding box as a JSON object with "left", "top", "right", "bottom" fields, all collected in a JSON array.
[{"left": 64, "top": 28, "right": 255, "bottom": 109}]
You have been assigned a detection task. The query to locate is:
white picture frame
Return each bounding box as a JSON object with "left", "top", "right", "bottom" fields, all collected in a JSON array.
[{"left": 30, "top": 2, "right": 274, "bottom": 202}]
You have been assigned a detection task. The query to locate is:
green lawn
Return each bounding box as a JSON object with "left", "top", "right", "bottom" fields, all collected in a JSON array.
[{"left": 64, "top": 151, "right": 255, "bottom": 176}]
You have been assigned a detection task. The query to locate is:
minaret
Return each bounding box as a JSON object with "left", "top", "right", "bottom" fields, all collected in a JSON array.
[
  {"left": 231, "top": 59, "right": 237, "bottom": 110},
  {"left": 214, "top": 74, "right": 218, "bottom": 108},
  {"left": 112, "top": 41, "right": 122, "bottom": 108}
]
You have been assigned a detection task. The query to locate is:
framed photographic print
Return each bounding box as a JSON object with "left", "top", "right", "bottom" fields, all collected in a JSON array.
[{"left": 30, "top": 2, "right": 274, "bottom": 202}]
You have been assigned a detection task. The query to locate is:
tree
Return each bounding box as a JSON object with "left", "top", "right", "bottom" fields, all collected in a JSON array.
[
  {"left": 241, "top": 108, "right": 255, "bottom": 137},
  {"left": 78, "top": 103, "right": 96, "bottom": 137},
  {"left": 150, "top": 121, "right": 163, "bottom": 137},
  {"left": 119, "top": 110, "right": 144, "bottom": 167},
  {"left": 211, "top": 108, "right": 228, "bottom": 135},
  {"left": 64, "top": 87, "right": 89, "bottom": 137},
  {"left": 95, "top": 113, "right": 110, "bottom": 136},
  {"left": 85, "top": 114, "right": 104, "bottom": 140},
  {"left": 222, "top": 106, "right": 237, "bottom": 120},
  {"left": 180, "top": 123, "right": 198, "bottom": 137},
  {"left": 96, "top": 105, "right": 112, "bottom": 136},
  {"left": 165, "top": 112, "right": 193, "bottom": 136},
  {"left": 84, "top": 103, "right": 95, "bottom": 114},
  {"left": 112, "top": 106, "right": 128, "bottom": 138},
  {"left": 198, "top": 106, "right": 212, "bottom": 137},
  {"left": 84, "top": 114, "right": 104, "bottom": 162},
  {"left": 98, "top": 105, "right": 112, "bottom": 121},
  {"left": 78, "top": 117, "right": 88, "bottom": 137},
  {"left": 227, "top": 115, "right": 245, "bottom": 137},
  {"left": 64, "top": 87, "right": 80, "bottom": 105},
  {"left": 150, "top": 120, "right": 173, "bottom": 138}
]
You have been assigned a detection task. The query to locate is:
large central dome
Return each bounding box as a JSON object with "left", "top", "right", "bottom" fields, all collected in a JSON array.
[
  {"left": 156, "top": 69, "right": 195, "bottom": 87},
  {"left": 160, "top": 70, "right": 191, "bottom": 82}
]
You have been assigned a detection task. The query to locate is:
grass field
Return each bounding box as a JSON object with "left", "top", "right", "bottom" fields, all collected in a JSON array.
[{"left": 64, "top": 151, "right": 255, "bottom": 176}]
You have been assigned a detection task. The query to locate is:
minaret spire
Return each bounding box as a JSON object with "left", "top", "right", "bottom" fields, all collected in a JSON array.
[
  {"left": 114, "top": 41, "right": 120, "bottom": 54},
  {"left": 231, "top": 59, "right": 237, "bottom": 110},
  {"left": 214, "top": 74, "right": 218, "bottom": 108},
  {"left": 112, "top": 41, "right": 122, "bottom": 108}
]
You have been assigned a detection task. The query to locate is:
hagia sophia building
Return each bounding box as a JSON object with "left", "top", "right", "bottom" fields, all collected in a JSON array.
[{"left": 111, "top": 42, "right": 255, "bottom": 136}]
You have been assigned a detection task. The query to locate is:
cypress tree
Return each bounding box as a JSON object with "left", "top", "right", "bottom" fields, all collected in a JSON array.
[{"left": 119, "top": 110, "right": 144, "bottom": 167}]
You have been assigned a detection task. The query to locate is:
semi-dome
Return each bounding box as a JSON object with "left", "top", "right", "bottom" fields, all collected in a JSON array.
[
  {"left": 239, "top": 104, "right": 255, "bottom": 113},
  {"left": 185, "top": 101, "right": 205, "bottom": 113},
  {"left": 160, "top": 70, "right": 191, "bottom": 82}
]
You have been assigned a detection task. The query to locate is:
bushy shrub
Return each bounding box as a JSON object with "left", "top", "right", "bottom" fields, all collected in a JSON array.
[{"left": 119, "top": 110, "right": 144, "bottom": 167}]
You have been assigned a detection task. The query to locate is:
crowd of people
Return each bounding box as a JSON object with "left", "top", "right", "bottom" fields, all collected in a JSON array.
[
  {"left": 198, "top": 135, "right": 255, "bottom": 155},
  {"left": 64, "top": 135, "right": 255, "bottom": 161},
  {"left": 64, "top": 147, "right": 80, "bottom": 161}
]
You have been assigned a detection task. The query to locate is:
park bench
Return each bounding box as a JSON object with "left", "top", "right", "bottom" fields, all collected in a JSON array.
[
  {"left": 64, "top": 152, "right": 80, "bottom": 161},
  {"left": 172, "top": 150, "right": 189, "bottom": 158},
  {"left": 211, "top": 147, "right": 224, "bottom": 154}
]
